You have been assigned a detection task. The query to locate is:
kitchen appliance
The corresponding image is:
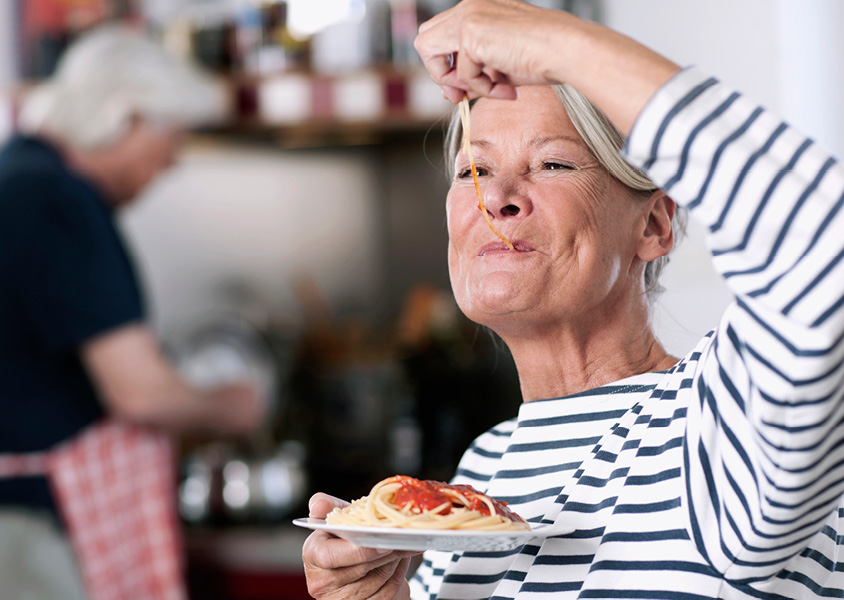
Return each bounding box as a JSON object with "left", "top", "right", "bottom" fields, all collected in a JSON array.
[{"left": 170, "top": 313, "right": 307, "bottom": 523}]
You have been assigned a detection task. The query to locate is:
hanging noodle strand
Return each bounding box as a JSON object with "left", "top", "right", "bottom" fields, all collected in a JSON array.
[{"left": 459, "top": 96, "right": 515, "bottom": 251}]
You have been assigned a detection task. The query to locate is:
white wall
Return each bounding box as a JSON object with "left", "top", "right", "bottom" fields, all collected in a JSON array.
[
  {"left": 603, "top": 0, "right": 844, "bottom": 356},
  {"left": 0, "top": 1, "right": 16, "bottom": 87},
  {"left": 0, "top": 1, "right": 17, "bottom": 143},
  {"left": 603, "top": 0, "right": 782, "bottom": 112},
  {"left": 777, "top": 0, "right": 844, "bottom": 159},
  {"left": 120, "top": 142, "right": 383, "bottom": 334}
]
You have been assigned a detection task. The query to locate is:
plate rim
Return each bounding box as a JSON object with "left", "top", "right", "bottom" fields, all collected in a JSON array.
[{"left": 291, "top": 517, "right": 569, "bottom": 539}]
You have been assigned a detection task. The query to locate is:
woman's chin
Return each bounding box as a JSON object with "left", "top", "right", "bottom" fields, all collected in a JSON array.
[{"left": 459, "top": 274, "right": 541, "bottom": 322}]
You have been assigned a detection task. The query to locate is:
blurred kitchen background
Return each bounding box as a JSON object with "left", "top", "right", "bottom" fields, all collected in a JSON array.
[{"left": 1, "top": 1, "right": 843, "bottom": 598}]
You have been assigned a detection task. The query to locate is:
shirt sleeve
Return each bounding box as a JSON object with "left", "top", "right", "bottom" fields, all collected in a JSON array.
[
  {"left": 624, "top": 67, "right": 844, "bottom": 582},
  {"left": 10, "top": 172, "right": 144, "bottom": 353}
]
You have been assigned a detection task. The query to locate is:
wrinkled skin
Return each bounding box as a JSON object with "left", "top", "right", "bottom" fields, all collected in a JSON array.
[{"left": 302, "top": 493, "right": 420, "bottom": 600}]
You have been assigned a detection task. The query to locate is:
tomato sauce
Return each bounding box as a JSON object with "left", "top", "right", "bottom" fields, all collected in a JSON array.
[
  {"left": 393, "top": 477, "right": 453, "bottom": 514},
  {"left": 389, "top": 475, "right": 523, "bottom": 522}
]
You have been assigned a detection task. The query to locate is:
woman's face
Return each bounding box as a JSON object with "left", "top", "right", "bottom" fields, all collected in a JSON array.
[{"left": 447, "top": 87, "right": 649, "bottom": 336}]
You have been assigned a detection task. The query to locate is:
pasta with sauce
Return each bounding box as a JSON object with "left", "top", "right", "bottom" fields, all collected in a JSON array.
[{"left": 325, "top": 475, "right": 530, "bottom": 531}]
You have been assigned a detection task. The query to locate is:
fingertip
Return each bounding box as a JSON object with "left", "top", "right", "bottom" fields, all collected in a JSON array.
[
  {"left": 308, "top": 494, "right": 331, "bottom": 517},
  {"left": 308, "top": 493, "right": 351, "bottom": 518},
  {"left": 489, "top": 84, "right": 518, "bottom": 100},
  {"left": 443, "top": 86, "right": 465, "bottom": 103}
]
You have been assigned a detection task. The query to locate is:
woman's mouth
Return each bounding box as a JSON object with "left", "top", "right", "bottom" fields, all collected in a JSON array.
[{"left": 479, "top": 240, "right": 535, "bottom": 256}]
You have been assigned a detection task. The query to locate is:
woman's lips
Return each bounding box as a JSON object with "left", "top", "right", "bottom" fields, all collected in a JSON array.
[{"left": 478, "top": 240, "right": 535, "bottom": 256}]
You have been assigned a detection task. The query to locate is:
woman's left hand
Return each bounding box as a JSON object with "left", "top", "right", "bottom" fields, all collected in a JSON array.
[{"left": 303, "top": 493, "right": 419, "bottom": 600}]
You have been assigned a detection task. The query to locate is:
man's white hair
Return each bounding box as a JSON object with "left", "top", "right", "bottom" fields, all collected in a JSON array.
[{"left": 18, "top": 25, "right": 226, "bottom": 149}]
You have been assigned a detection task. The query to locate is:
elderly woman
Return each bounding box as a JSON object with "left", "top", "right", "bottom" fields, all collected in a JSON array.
[
  {"left": 0, "top": 26, "right": 265, "bottom": 600},
  {"left": 303, "top": 0, "right": 844, "bottom": 598}
]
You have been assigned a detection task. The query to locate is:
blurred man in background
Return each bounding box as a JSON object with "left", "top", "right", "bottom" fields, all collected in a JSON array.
[{"left": 0, "top": 26, "right": 265, "bottom": 600}]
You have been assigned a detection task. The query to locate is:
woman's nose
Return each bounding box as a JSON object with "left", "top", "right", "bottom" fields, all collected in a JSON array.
[{"left": 482, "top": 172, "right": 532, "bottom": 220}]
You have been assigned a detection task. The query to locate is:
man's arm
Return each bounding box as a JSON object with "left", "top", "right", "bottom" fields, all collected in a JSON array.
[{"left": 82, "top": 323, "right": 265, "bottom": 434}]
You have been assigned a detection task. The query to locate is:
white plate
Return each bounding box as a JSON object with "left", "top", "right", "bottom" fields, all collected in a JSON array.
[{"left": 292, "top": 518, "right": 573, "bottom": 552}]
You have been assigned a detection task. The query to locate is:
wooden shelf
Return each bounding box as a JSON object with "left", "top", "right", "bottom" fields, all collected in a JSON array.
[
  {"left": 199, "top": 114, "right": 447, "bottom": 149},
  {"left": 2, "top": 72, "right": 451, "bottom": 149}
]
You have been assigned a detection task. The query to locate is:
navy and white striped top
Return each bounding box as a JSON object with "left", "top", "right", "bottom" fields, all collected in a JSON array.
[{"left": 409, "top": 67, "right": 844, "bottom": 599}]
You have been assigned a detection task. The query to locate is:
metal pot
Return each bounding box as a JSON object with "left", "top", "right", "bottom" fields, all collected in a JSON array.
[
  {"left": 179, "top": 440, "right": 307, "bottom": 524},
  {"left": 171, "top": 313, "right": 306, "bottom": 523}
]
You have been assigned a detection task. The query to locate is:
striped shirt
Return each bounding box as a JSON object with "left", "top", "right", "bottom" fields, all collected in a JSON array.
[{"left": 409, "top": 67, "right": 844, "bottom": 599}]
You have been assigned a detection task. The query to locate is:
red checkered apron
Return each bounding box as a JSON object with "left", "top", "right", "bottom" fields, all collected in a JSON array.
[{"left": 0, "top": 420, "right": 187, "bottom": 600}]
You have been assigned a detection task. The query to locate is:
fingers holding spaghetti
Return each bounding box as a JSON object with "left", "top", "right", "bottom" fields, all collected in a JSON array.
[
  {"left": 454, "top": 48, "right": 516, "bottom": 101},
  {"left": 414, "top": 0, "right": 564, "bottom": 102},
  {"left": 413, "top": 4, "right": 464, "bottom": 103}
]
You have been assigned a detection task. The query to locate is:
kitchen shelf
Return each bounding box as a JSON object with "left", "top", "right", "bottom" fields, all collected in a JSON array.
[
  {"left": 2, "top": 76, "right": 450, "bottom": 150},
  {"left": 200, "top": 68, "right": 452, "bottom": 148},
  {"left": 199, "top": 114, "right": 447, "bottom": 149}
]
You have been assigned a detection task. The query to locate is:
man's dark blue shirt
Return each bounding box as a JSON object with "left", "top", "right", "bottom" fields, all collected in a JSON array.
[{"left": 0, "top": 135, "right": 145, "bottom": 512}]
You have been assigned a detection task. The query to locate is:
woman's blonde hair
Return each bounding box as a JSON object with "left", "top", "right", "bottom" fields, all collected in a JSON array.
[{"left": 443, "top": 84, "right": 687, "bottom": 299}]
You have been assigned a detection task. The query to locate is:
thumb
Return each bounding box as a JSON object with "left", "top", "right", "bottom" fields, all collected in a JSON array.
[{"left": 308, "top": 493, "right": 350, "bottom": 518}]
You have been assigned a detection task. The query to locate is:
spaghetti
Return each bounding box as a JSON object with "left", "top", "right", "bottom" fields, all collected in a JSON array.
[
  {"left": 326, "top": 475, "right": 530, "bottom": 531},
  {"left": 459, "top": 96, "right": 515, "bottom": 251}
]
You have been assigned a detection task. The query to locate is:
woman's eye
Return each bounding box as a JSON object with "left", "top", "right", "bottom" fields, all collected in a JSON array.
[
  {"left": 458, "top": 166, "right": 489, "bottom": 178},
  {"left": 542, "top": 162, "right": 574, "bottom": 171}
]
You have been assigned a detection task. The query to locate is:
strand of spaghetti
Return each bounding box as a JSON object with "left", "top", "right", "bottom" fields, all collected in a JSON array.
[
  {"left": 459, "top": 96, "right": 515, "bottom": 251},
  {"left": 366, "top": 480, "right": 389, "bottom": 522},
  {"left": 446, "top": 490, "right": 473, "bottom": 511},
  {"left": 443, "top": 490, "right": 507, "bottom": 529},
  {"left": 330, "top": 504, "right": 519, "bottom": 530},
  {"left": 474, "top": 492, "right": 498, "bottom": 517},
  {"left": 373, "top": 482, "right": 417, "bottom": 525},
  {"left": 406, "top": 512, "right": 474, "bottom": 529},
  {"left": 445, "top": 488, "right": 497, "bottom": 519},
  {"left": 328, "top": 504, "right": 521, "bottom": 530},
  {"left": 374, "top": 500, "right": 417, "bottom": 526}
]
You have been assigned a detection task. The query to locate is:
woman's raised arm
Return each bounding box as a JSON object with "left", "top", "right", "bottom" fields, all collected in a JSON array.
[{"left": 414, "top": 0, "right": 679, "bottom": 134}]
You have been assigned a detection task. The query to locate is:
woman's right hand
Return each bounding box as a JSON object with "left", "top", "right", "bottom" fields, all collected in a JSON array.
[
  {"left": 415, "top": 0, "right": 574, "bottom": 103},
  {"left": 414, "top": 0, "right": 680, "bottom": 134},
  {"left": 303, "top": 493, "right": 419, "bottom": 600}
]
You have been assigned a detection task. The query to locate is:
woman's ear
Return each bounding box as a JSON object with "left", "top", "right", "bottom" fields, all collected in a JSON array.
[{"left": 636, "top": 190, "right": 675, "bottom": 262}]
